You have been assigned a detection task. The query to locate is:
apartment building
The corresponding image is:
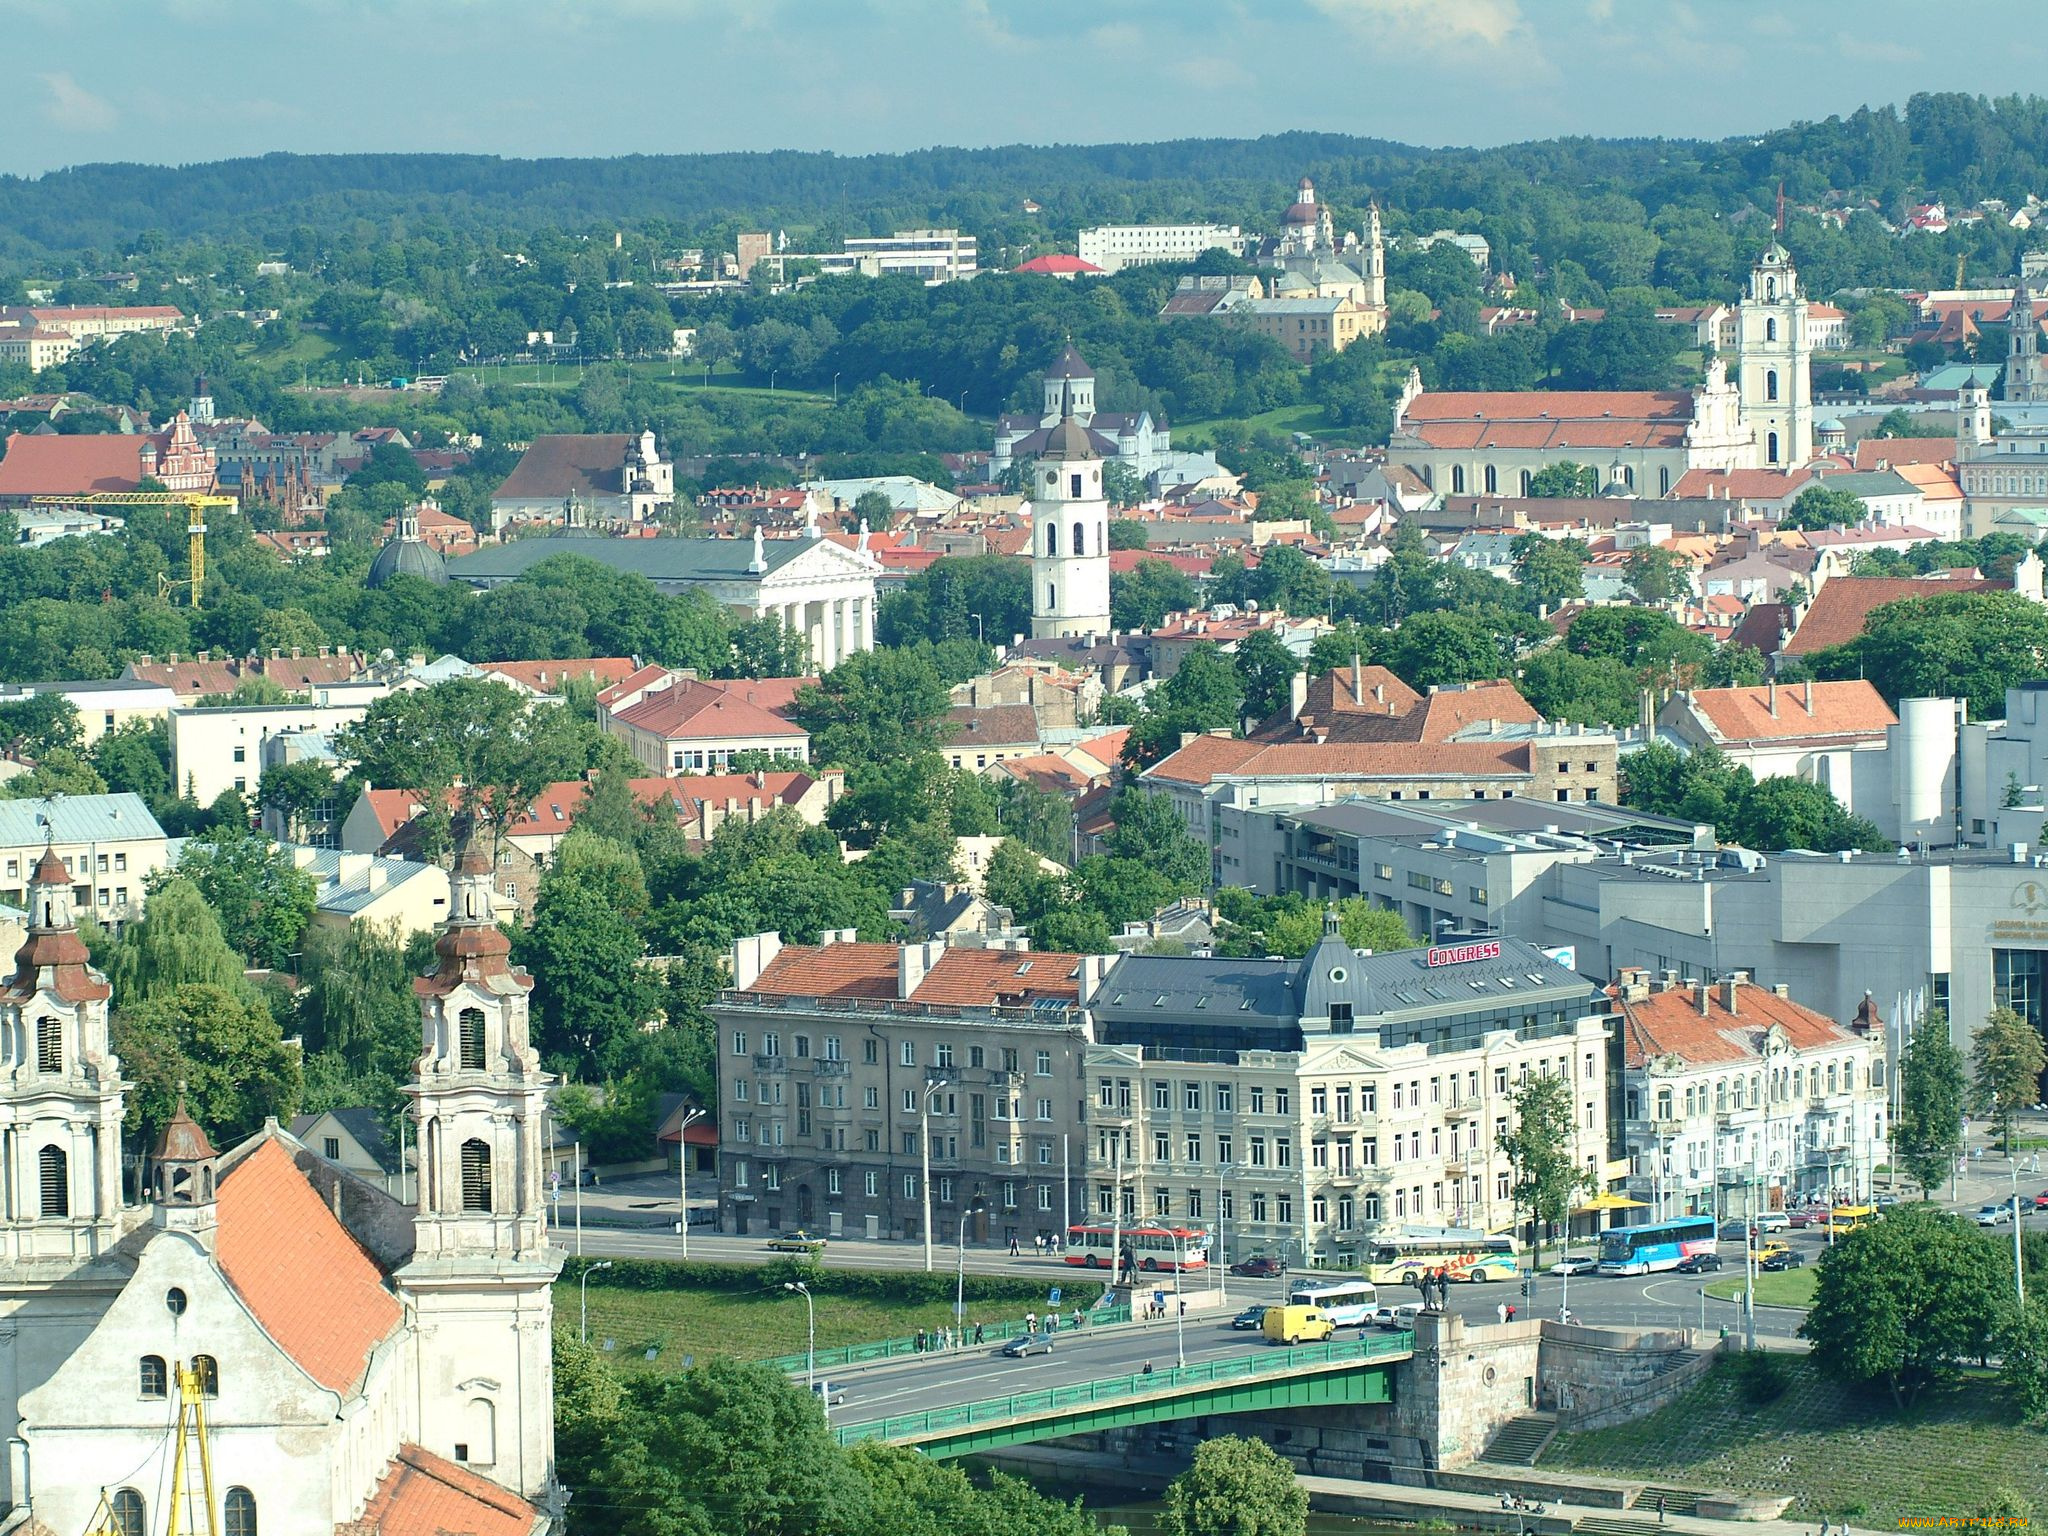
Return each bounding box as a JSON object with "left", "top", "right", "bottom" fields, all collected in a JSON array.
[
  {"left": 710, "top": 934, "right": 1109, "bottom": 1244},
  {"left": 1085, "top": 928, "right": 1617, "bottom": 1270},
  {"left": 1612, "top": 969, "right": 1889, "bottom": 1217},
  {"left": 1078, "top": 223, "right": 1244, "bottom": 275},
  {"left": 0, "top": 794, "right": 168, "bottom": 928}
]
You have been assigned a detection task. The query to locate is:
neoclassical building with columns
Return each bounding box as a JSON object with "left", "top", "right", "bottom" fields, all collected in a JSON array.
[{"left": 446, "top": 530, "right": 883, "bottom": 670}]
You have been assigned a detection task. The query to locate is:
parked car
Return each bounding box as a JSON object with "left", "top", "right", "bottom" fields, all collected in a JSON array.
[
  {"left": 1231, "top": 1305, "right": 1269, "bottom": 1331},
  {"left": 766, "top": 1230, "right": 827, "bottom": 1253},
  {"left": 1230, "top": 1255, "right": 1285, "bottom": 1278},
  {"left": 1001, "top": 1334, "right": 1054, "bottom": 1357},
  {"left": 1370, "top": 1303, "right": 1424, "bottom": 1330},
  {"left": 1785, "top": 1207, "right": 1830, "bottom": 1229},
  {"left": 1676, "top": 1252, "right": 1723, "bottom": 1275},
  {"left": 1976, "top": 1203, "right": 2013, "bottom": 1226},
  {"left": 810, "top": 1380, "right": 846, "bottom": 1408},
  {"left": 1718, "top": 1220, "right": 1751, "bottom": 1241},
  {"left": 1760, "top": 1249, "right": 1806, "bottom": 1272},
  {"left": 1752, "top": 1212, "right": 1790, "bottom": 1233},
  {"left": 1548, "top": 1255, "right": 1599, "bottom": 1276}
]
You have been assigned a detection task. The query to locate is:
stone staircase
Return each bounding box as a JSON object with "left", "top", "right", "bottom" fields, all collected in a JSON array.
[
  {"left": 1651, "top": 1348, "right": 1712, "bottom": 1380},
  {"left": 1572, "top": 1518, "right": 1664, "bottom": 1536},
  {"left": 1630, "top": 1487, "right": 1705, "bottom": 1517},
  {"left": 1482, "top": 1411, "right": 1559, "bottom": 1466}
]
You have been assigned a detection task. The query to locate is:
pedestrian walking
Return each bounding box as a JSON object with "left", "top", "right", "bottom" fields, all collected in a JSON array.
[
  {"left": 915, "top": 1328, "right": 927, "bottom": 1353},
  {"left": 974, "top": 1322, "right": 986, "bottom": 1345},
  {"left": 1505, "top": 1304, "right": 1516, "bottom": 1322},
  {"left": 1497, "top": 1301, "right": 1509, "bottom": 1324},
  {"left": 1072, "top": 1307, "right": 1083, "bottom": 1330},
  {"left": 1818, "top": 1515, "right": 1829, "bottom": 1536},
  {"left": 1009, "top": 1235, "right": 1021, "bottom": 1258},
  {"left": 1026, "top": 1310, "right": 1037, "bottom": 1335},
  {"left": 1656, "top": 1495, "right": 1666, "bottom": 1525}
]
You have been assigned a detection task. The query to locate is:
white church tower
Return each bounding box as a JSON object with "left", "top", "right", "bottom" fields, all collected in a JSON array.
[
  {"left": 398, "top": 826, "right": 562, "bottom": 1505},
  {"left": 1030, "top": 384, "right": 1112, "bottom": 639},
  {"left": 1364, "top": 203, "right": 1387, "bottom": 311},
  {"left": 1735, "top": 241, "right": 1813, "bottom": 469},
  {"left": 0, "top": 845, "right": 125, "bottom": 1268}
]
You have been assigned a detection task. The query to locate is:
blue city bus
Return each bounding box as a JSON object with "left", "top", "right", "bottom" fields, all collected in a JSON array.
[{"left": 1597, "top": 1215, "right": 1717, "bottom": 1276}]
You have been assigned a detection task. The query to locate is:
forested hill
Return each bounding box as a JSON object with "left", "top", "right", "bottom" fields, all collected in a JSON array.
[{"left": 4, "top": 94, "right": 2048, "bottom": 256}]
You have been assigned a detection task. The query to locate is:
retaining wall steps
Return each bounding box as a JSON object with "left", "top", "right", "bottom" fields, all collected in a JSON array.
[
  {"left": 1483, "top": 1412, "right": 1559, "bottom": 1466},
  {"left": 1632, "top": 1487, "right": 1706, "bottom": 1517}
]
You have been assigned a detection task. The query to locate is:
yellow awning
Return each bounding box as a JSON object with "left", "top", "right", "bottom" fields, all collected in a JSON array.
[{"left": 1575, "top": 1192, "right": 1652, "bottom": 1211}]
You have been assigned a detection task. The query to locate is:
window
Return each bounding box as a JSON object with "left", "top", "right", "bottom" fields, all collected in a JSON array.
[
  {"left": 224, "top": 1487, "right": 258, "bottom": 1536},
  {"left": 1767, "top": 430, "right": 1780, "bottom": 464},
  {"left": 900, "top": 1040, "right": 916, "bottom": 1068},
  {"left": 1073, "top": 521, "right": 1086, "bottom": 555},
  {"left": 1215, "top": 1083, "right": 1232, "bottom": 1113},
  {"left": 935, "top": 1043, "right": 954, "bottom": 1069},
  {"left": 1037, "top": 1097, "right": 1053, "bottom": 1121},
  {"left": 1766, "top": 368, "right": 1779, "bottom": 402},
  {"left": 1217, "top": 1133, "right": 1233, "bottom": 1164},
  {"left": 36, "top": 1017, "right": 60, "bottom": 1074},
  {"left": 38, "top": 1144, "right": 66, "bottom": 1217},
  {"left": 458, "top": 1009, "right": 487, "bottom": 1071},
  {"left": 824, "top": 1036, "right": 841, "bottom": 1062},
  {"left": 864, "top": 1085, "right": 879, "bottom": 1110},
  {"left": 460, "top": 1139, "right": 492, "bottom": 1212},
  {"left": 140, "top": 1355, "right": 168, "bottom": 1400},
  {"left": 732, "top": 1031, "right": 748, "bottom": 1056},
  {"left": 1484, "top": 464, "right": 1498, "bottom": 494},
  {"left": 761, "top": 1033, "right": 779, "bottom": 1057},
  {"left": 1249, "top": 1087, "right": 1265, "bottom": 1115},
  {"left": 863, "top": 1038, "right": 879, "bottom": 1065},
  {"left": 1185, "top": 1134, "right": 1202, "bottom": 1163},
  {"left": 1038, "top": 1184, "right": 1054, "bottom": 1211},
  {"left": 192, "top": 1354, "right": 219, "bottom": 1398},
  {"left": 734, "top": 1079, "right": 749, "bottom": 1103},
  {"left": 1275, "top": 1087, "right": 1289, "bottom": 1115},
  {"left": 794, "top": 1035, "right": 810, "bottom": 1059},
  {"left": 1036, "top": 1050, "right": 1052, "bottom": 1076},
  {"left": 1152, "top": 1080, "right": 1171, "bottom": 1110},
  {"left": 1766, "top": 317, "right": 1778, "bottom": 342},
  {"left": 903, "top": 1173, "right": 918, "bottom": 1200},
  {"left": 323, "top": 1136, "right": 341, "bottom": 1160},
  {"left": 1250, "top": 1136, "right": 1267, "bottom": 1167},
  {"left": 1251, "top": 1192, "right": 1268, "bottom": 1223},
  {"left": 110, "top": 1491, "right": 146, "bottom": 1536},
  {"left": 1185, "top": 1082, "right": 1202, "bottom": 1112},
  {"left": 1154, "top": 1190, "right": 1172, "bottom": 1217},
  {"left": 1451, "top": 465, "right": 1466, "bottom": 494},
  {"left": 1153, "top": 1131, "right": 1171, "bottom": 1162},
  {"left": 863, "top": 1129, "right": 878, "bottom": 1152}
]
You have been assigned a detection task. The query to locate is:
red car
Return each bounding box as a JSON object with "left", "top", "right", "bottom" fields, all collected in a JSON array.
[
  {"left": 2035, "top": 1191, "right": 2048, "bottom": 1211},
  {"left": 1785, "top": 1207, "right": 1830, "bottom": 1229},
  {"left": 1230, "top": 1255, "right": 1285, "bottom": 1278}
]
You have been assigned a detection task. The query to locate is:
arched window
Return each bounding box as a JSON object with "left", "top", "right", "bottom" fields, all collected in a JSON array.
[
  {"left": 1451, "top": 466, "right": 1466, "bottom": 494},
  {"left": 461, "top": 1139, "right": 493, "bottom": 1212},
  {"left": 191, "top": 1354, "right": 219, "bottom": 1398},
  {"left": 1045, "top": 523, "right": 1058, "bottom": 556},
  {"left": 1046, "top": 584, "right": 1056, "bottom": 612},
  {"left": 1766, "top": 369, "right": 1779, "bottom": 403},
  {"left": 36, "top": 1017, "right": 60, "bottom": 1074},
  {"left": 1766, "top": 277, "right": 1778, "bottom": 301},
  {"left": 459, "top": 1397, "right": 498, "bottom": 1465},
  {"left": 38, "top": 1145, "right": 67, "bottom": 1218},
  {"left": 139, "top": 1355, "right": 167, "bottom": 1400},
  {"left": 1072, "top": 521, "right": 1085, "bottom": 556},
  {"left": 224, "top": 1487, "right": 258, "bottom": 1536},
  {"left": 1483, "top": 465, "right": 1498, "bottom": 494},
  {"left": 1766, "top": 431, "right": 1780, "bottom": 464},
  {"left": 1659, "top": 467, "right": 1671, "bottom": 496},
  {"left": 1519, "top": 469, "right": 1533, "bottom": 495},
  {"left": 459, "top": 1008, "right": 487, "bottom": 1072},
  {"left": 110, "top": 1490, "right": 146, "bottom": 1536},
  {"left": 1766, "top": 317, "right": 1778, "bottom": 342}
]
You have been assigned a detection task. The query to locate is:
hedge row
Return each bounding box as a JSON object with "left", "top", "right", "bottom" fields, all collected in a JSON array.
[{"left": 558, "top": 1254, "right": 1052, "bottom": 1306}]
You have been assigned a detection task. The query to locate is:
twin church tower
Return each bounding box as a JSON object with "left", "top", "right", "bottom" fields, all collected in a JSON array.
[{"left": 1028, "top": 344, "right": 1113, "bottom": 639}]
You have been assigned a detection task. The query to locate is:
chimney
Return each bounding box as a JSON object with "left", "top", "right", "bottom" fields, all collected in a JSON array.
[
  {"left": 1617, "top": 966, "right": 1651, "bottom": 1002},
  {"left": 1803, "top": 679, "right": 1814, "bottom": 713},
  {"left": 1693, "top": 980, "right": 1712, "bottom": 1016},
  {"left": 732, "top": 931, "right": 783, "bottom": 992},
  {"left": 1352, "top": 654, "right": 1366, "bottom": 705},
  {"left": 899, "top": 938, "right": 946, "bottom": 1000},
  {"left": 1720, "top": 974, "right": 1741, "bottom": 1014},
  {"left": 1772, "top": 983, "right": 1791, "bottom": 999},
  {"left": 1767, "top": 680, "right": 1778, "bottom": 717},
  {"left": 1288, "top": 668, "right": 1309, "bottom": 722},
  {"left": 1077, "top": 952, "right": 1113, "bottom": 1003}
]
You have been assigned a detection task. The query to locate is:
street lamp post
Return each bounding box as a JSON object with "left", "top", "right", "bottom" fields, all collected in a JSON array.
[
  {"left": 921, "top": 1078, "right": 946, "bottom": 1272},
  {"left": 579, "top": 1260, "right": 613, "bottom": 1342},
  {"left": 957, "top": 1209, "right": 971, "bottom": 1341},
  {"left": 1215, "top": 1159, "right": 1228, "bottom": 1306},
  {"left": 676, "top": 1107, "right": 706, "bottom": 1259},
  {"left": 832, "top": 372, "right": 841, "bottom": 404},
  {"left": 783, "top": 1280, "right": 816, "bottom": 1393},
  {"left": 1173, "top": 1232, "right": 1188, "bottom": 1368}
]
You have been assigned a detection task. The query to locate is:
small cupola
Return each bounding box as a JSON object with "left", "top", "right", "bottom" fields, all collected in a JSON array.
[{"left": 150, "top": 1088, "right": 220, "bottom": 1247}]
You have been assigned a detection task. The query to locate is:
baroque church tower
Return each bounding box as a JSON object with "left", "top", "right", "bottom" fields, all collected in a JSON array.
[
  {"left": 1030, "top": 383, "right": 1112, "bottom": 640},
  {"left": 1734, "top": 242, "right": 1813, "bottom": 469},
  {"left": 397, "top": 826, "right": 562, "bottom": 1504},
  {"left": 2008, "top": 272, "right": 2048, "bottom": 404}
]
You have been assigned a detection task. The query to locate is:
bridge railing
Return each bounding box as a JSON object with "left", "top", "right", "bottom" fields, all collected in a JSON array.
[
  {"left": 831, "top": 1329, "right": 1415, "bottom": 1446},
  {"left": 763, "top": 1303, "right": 1132, "bottom": 1375}
]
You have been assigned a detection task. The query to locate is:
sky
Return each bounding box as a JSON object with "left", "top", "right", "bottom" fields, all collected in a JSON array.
[{"left": 5, "top": 0, "right": 2047, "bottom": 178}]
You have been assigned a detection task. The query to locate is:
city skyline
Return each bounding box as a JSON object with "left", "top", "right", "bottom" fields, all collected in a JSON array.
[{"left": 5, "top": 0, "right": 2044, "bottom": 179}]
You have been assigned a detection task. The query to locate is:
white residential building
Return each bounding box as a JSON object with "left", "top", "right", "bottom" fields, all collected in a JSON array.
[
  {"left": 1077, "top": 223, "right": 1244, "bottom": 274},
  {"left": 169, "top": 701, "right": 371, "bottom": 806},
  {"left": 0, "top": 794, "right": 168, "bottom": 928}
]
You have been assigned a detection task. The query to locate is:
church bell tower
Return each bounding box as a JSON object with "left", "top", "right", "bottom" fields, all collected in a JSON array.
[
  {"left": 1735, "top": 242, "right": 1813, "bottom": 469},
  {"left": 1030, "top": 381, "right": 1113, "bottom": 640}
]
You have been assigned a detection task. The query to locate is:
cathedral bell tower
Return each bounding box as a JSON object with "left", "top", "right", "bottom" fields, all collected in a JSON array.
[
  {"left": 1030, "top": 383, "right": 1113, "bottom": 640},
  {"left": 2009, "top": 274, "right": 2048, "bottom": 404},
  {"left": 396, "top": 824, "right": 561, "bottom": 1503},
  {"left": 1735, "top": 242, "right": 1813, "bottom": 469},
  {"left": 0, "top": 843, "right": 125, "bottom": 1266}
]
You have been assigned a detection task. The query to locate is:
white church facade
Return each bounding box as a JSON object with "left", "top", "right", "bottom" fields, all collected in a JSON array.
[
  {"left": 1028, "top": 388, "right": 1112, "bottom": 640},
  {"left": 1389, "top": 242, "right": 1817, "bottom": 494},
  {"left": 0, "top": 838, "right": 560, "bottom": 1535}
]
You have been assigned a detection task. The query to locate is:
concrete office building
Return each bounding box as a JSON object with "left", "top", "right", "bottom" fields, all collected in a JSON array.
[
  {"left": 1078, "top": 223, "right": 1244, "bottom": 274},
  {"left": 1085, "top": 928, "right": 1617, "bottom": 1270}
]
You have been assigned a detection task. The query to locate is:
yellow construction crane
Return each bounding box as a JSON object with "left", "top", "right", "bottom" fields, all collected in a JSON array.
[
  {"left": 80, "top": 1358, "right": 219, "bottom": 1536},
  {"left": 28, "top": 492, "right": 237, "bottom": 608}
]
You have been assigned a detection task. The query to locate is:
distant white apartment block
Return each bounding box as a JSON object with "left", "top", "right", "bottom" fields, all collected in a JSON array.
[
  {"left": 1077, "top": 223, "right": 1245, "bottom": 274},
  {"left": 820, "top": 230, "right": 978, "bottom": 284}
]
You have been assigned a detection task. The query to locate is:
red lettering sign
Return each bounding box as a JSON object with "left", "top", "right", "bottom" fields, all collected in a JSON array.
[{"left": 1426, "top": 940, "right": 1502, "bottom": 968}]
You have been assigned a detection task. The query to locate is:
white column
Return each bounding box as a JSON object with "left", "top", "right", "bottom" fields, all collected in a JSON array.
[
  {"left": 860, "top": 595, "right": 875, "bottom": 654},
  {"left": 829, "top": 597, "right": 847, "bottom": 667}
]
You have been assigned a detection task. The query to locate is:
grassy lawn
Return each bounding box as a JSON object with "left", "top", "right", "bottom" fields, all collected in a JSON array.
[
  {"left": 1178, "top": 402, "right": 1336, "bottom": 441},
  {"left": 555, "top": 1281, "right": 1039, "bottom": 1377},
  {"left": 1704, "top": 1268, "right": 1818, "bottom": 1309},
  {"left": 1546, "top": 1357, "right": 2043, "bottom": 1524}
]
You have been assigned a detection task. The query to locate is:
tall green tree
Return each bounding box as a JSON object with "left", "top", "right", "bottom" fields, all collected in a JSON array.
[
  {"left": 1159, "top": 1435, "right": 1307, "bottom": 1536},
  {"left": 1894, "top": 1011, "right": 1967, "bottom": 1195},
  {"left": 113, "top": 982, "right": 302, "bottom": 1149},
  {"left": 1781, "top": 484, "right": 1869, "bottom": 531},
  {"left": 791, "top": 648, "right": 952, "bottom": 769},
  {"left": 1498, "top": 1070, "right": 1589, "bottom": 1271},
  {"left": 102, "top": 877, "right": 249, "bottom": 1005},
  {"left": 0, "top": 694, "right": 81, "bottom": 758},
  {"left": 1511, "top": 533, "right": 1588, "bottom": 612},
  {"left": 516, "top": 831, "right": 665, "bottom": 1080},
  {"left": 1233, "top": 628, "right": 1301, "bottom": 723},
  {"left": 166, "top": 826, "right": 317, "bottom": 969},
  {"left": 1973, "top": 1006, "right": 2048, "bottom": 1154}
]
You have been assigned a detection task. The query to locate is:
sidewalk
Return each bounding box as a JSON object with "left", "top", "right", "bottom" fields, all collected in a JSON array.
[{"left": 1301, "top": 1473, "right": 1867, "bottom": 1536}]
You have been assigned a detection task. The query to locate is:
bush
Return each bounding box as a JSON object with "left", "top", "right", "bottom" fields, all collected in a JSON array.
[
  {"left": 559, "top": 1254, "right": 1049, "bottom": 1306},
  {"left": 1733, "top": 1348, "right": 1793, "bottom": 1405}
]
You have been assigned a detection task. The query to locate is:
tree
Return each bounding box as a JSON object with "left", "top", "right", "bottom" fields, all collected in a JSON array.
[
  {"left": 1233, "top": 629, "right": 1301, "bottom": 723},
  {"left": 1159, "top": 1435, "right": 1307, "bottom": 1536},
  {"left": 1108, "top": 518, "right": 1151, "bottom": 551},
  {"left": 1215, "top": 893, "right": 1420, "bottom": 959},
  {"left": 1810, "top": 591, "right": 2048, "bottom": 722},
  {"left": 113, "top": 982, "right": 301, "bottom": 1149},
  {"left": 337, "top": 679, "right": 587, "bottom": 834},
  {"left": 1102, "top": 787, "right": 1211, "bottom": 895},
  {"left": 1894, "top": 1011, "right": 1967, "bottom": 1195},
  {"left": 1624, "top": 546, "right": 1683, "bottom": 605},
  {"left": 1782, "top": 484, "right": 1869, "bottom": 531},
  {"left": 1973, "top": 1006, "right": 2048, "bottom": 1154},
  {"left": 517, "top": 832, "right": 665, "bottom": 1080},
  {"left": 1498, "top": 1071, "right": 1588, "bottom": 1271},
  {"left": 0, "top": 693, "right": 81, "bottom": 758},
  {"left": 791, "top": 649, "right": 952, "bottom": 769},
  {"left": 1246, "top": 544, "right": 1330, "bottom": 617},
  {"left": 1112, "top": 558, "right": 1196, "bottom": 631},
  {"left": 1103, "top": 459, "right": 1146, "bottom": 507},
  {"left": 294, "top": 920, "right": 424, "bottom": 1106},
  {"left": 1995, "top": 1296, "right": 2048, "bottom": 1424},
  {"left": 102, "top": 877, "right": 250, "bottom": 1005},
  {"left": 258, "top": 758, "right": 342, "bottom": 844},
  {"left": 1125, "top": 645, "right": 1245, "bottom": 766},
  {"left": 1800, "top": 1202, "right": 2003, "bottom": 1406},
  {"left": 92, "top": 718, "right": 171, "bottom": 804},
  {"left": 169, "top": 826, "right": 318, "bottom": 969},
  {"left": 1528, "top": 462, "right": 1600, "bottom": 498},
  {"left": 847, "top": 488, "right": 894, "bottom": 532}
]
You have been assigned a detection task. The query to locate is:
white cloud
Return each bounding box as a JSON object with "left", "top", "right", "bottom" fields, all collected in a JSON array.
[
  {"left": 1308, "top": 0, "right": 1525, "bottom": 48},
  {"left": 40, "top": 72, "right": 117, "bottom": 133},
  {"left": 1587, "top": 0, "right": 1614, "bottom": 19}
]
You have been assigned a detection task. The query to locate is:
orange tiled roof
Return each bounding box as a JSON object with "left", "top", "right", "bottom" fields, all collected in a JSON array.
[
  {"left": 217, "top": 1137, "right": 400, "bottom": 1396},
  {"left": 1149, "top": 734, "right": 1536, "bottom": 786},
  {"left": 1783, "top": 575, "right": 1998, "bottom": 654},
  {"left": 1615, "top": 981, "right": 1864, "bottom": 1069},
  {"left": 351, "top": 1444, "right": 539, "bottom": 1536},
  {"left": 990, "top": 753, "right": 1097, "bottom": 793},
  {"left": 1684, "top": 680, "right": 1897, "bottom": 742},
  {"left": 1852, "top": 437, "right": 1956, "bottom": 472},
  {"left": 1669, "top": 467, "right": 1814, "bottom": 500},
  {"left": 612, "top": 678, "right": 807, "bottom": 741},
  {"left": 751, "top": 942, "right": 900, "bottom": 1000},
  {"left": 914, "top": 948, "right": 1084, "bottom": 1006},
  {"left": 1401, "top": 390, "right": 1694, "bottom": 451},
  {"left": 480, "top": 657, "right": 643, "bottom": 694}
]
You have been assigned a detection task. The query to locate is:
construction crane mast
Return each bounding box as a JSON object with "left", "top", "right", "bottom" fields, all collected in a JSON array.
[{"left": 27, "top": 492, "right": 237, "bottom": 608}]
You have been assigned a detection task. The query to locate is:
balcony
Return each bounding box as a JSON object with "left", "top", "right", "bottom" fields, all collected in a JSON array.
[
  {"left": 814, "top": 1059, "right": 850, "bottom": 1078},
  {"left": 754, "top": 1054, "right": 787, "bottom": 1073},
  {"left": 1444, "top": 1101, "right": 1480, "bottom": 1122}
]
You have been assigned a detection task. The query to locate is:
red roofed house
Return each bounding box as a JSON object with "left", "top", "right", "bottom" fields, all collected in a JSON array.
[
  {"left": 1387, "top": 356, "right": 1757, "bottom": 501},
  {"left": 600, "top": 672, "right": 811, "bottom": 773},
  {"left": 1657, "top": 679, "right": 1898, "bottom": 821},
  {"left": 478, "top": 656, "right": 644, "bottom": 696},
  {"left": 1, "top": 841, "right": 560, "bottom": 1533},
  {"left": 1777, "top": 573, "right": 2002, "bottom": 658},
  {"left": 1013, "top": 253, "right": 1105, "bottom": 278},
  {"left": 1610, "top": 967, "right": 1887, "bottom": 1215},
  {"left": 0, "top": 409, "right": 216, "bottom": 504},
  {"left": 714, "top": 931, "right": 1111, "bottom": 1240}
]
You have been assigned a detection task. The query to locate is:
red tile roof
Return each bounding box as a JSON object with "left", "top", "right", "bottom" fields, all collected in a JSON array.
[
  {"left": 1669, "top": 467, "right": 1814, "bottom": 501},
  {"left": 480, "top": 657, "right": 642, "bottom": 694},
  {"left": 990, "top": 753, "right": 1097, "bottom": 793},
  {"left": 1148, "top": 733, "right": 1537, "bottom": 786},
  {"left": 1615, "top": 980, "right": 1863, "bottom": 1069},
  {"left": 1014, "top": 254, "right": 1105, "bottom": 275},
  {"left": 1783, "top": 574, "right": 1998, "bottom": 654},
  {"left": 351, "top": 1444, "right": 541, "bottom": 1536},
  {"left": 1683, "top": 680, "right": 1897, "bottom": 743},
  {"left": 915, "top": 947, "right": 1084, "bottom": 1005},
  {"left": 751, "top": 942, "right": 901, "bottom": 1000},
  {"left": 1401, "top": 390, "right": 1695, "bottom": 452},
  {"left": 1852, "top": 437, "right": 1956, "bottom": 472},
  {"left": 611, "top": 678, "right": 807, "bottom": 741},
  {"left": 0, "top": 431, "right": 153, "bottom": 496},
  {"left": 944, "top": 704, "right": 1042, "bottom": 749},
  {"left": 492, "top": 433, "right": 634, "bottom": 501},
  {"left": 217, "top": 1137, "right": 400, "bottom": 1396}
]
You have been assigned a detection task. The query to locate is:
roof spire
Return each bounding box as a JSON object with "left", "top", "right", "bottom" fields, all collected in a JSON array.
[{"left": 1775, "top": 180, "right": 1785, "bottom": 235}]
